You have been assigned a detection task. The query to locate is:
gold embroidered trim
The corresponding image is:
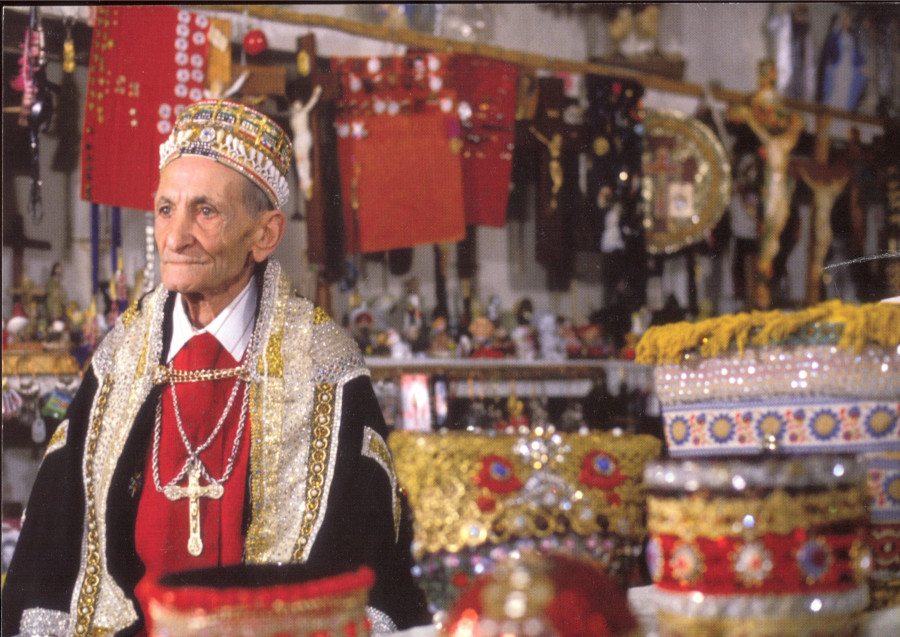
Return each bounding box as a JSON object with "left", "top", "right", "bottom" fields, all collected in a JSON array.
[
  {"left": 74, "top": 379, "right": 113, "bottom": 637},
  {"left": 656, "top": 610, "right": 864, "bottom": 637},
  {"left": 362, "top": 426, "right": 400, "bottom": 542},
  {"left": 120, "top": 302, "right": 140, "bottom": 328},
  {"left": 313, "top": 306, "right": 329, "bottom": 325},
  {"left": 293, "top": 383, "right": 335, "bottom": 561},
  {"left": 260, "top": 329, "right": 284, "bottom": 378},
  {"left": 647, "top": 485, "right": 869, "bottom": 540},
  {"left": 44, "top": 419, "right": 69, "bottom": 457}
]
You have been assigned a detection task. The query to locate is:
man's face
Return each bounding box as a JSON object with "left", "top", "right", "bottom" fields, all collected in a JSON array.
[{"left": 154, "top": 156, "right": 262, "bottom": 305}]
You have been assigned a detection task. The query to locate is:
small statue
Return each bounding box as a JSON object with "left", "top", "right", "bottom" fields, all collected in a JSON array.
[
  {"left": 44, "top": 261, "right": 66, "bottom": 321},
  {"left": 728, "top": 60, "right": 805, "bottom": 308},
  {"left": 290, "top": 85, "right": 323, "bottom": 201}
]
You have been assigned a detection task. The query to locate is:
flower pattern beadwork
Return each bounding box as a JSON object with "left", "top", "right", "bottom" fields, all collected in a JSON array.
[
  {"left": 755, "top": 411, "right": 787, "bottom": 443},
  {"left": 796, "top": 537, "right": 833, "bottom": 583},
  {"left": 668, "top": 416, "right": 690, "bottom": 446},
  {"left": 809, "top": 409, "right": 841, "bottom": 441},
  {"left": 709, "top": 414, "right": 736, "bottom": 443},
  {"left": 733, "top": 540, "right": 773, "bottom": 586},
  {"left": 474, "top": 454, "right": 523, "bottom": 494},
  {"left": 579, "top": 450, "right": 627, "bottom": 491},
  {"left": 864, "top": 406, "right": 898, "bottom": 439},
  {"left": 670, "top": 542, "right": 704, "bottom": 585}
]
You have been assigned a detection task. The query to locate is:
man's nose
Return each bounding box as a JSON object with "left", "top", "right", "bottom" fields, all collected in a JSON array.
[{"left": 164, "top": 208, "right": 196, "bottom": 250}]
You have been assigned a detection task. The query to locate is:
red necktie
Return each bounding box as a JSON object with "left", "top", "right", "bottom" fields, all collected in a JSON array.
[{"left": 135, "top": 331, "right": 251, "bottom": 585}]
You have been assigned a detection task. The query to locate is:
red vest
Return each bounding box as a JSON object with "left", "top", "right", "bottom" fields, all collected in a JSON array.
[{"left": 135, "top": 332, "right": 251, "bottom": 597}]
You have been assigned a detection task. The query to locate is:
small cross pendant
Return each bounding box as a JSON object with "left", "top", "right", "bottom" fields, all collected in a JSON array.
[{"left": 163, "top": 463, "right": 224, "bottom": 556}]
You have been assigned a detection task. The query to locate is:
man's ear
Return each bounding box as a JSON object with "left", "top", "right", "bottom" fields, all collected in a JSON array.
[{"left": 251, "top": 209, "right": 286, "bottom": 263}]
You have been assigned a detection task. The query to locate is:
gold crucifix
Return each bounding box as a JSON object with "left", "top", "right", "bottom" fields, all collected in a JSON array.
[{"left": 163, "top": 463, "right": 224, "bottom": 557}]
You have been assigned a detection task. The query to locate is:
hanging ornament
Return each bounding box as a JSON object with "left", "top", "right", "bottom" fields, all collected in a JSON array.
[
  {"left": 62, "top": 18, "right": 76, "bottom": 73},
  {"left": 243, "top": 29, "right": 267, "bottom": 56}
]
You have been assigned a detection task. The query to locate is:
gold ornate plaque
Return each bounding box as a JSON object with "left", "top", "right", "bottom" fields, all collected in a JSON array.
[{"left": 641, "top": 109, "right": 731, "bottom": 254}]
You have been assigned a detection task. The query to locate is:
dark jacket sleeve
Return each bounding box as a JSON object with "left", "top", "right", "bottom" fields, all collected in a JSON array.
[
  {"left": 307, "top": 375, "right": 431, "bottom": 630},
  {"left": 1, "top": 368, "right": 98, "bottom": 637}
]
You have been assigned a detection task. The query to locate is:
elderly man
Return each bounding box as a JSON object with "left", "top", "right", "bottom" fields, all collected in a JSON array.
[{"left": 2, "top": 100, "right": 429, "bottom": 636}]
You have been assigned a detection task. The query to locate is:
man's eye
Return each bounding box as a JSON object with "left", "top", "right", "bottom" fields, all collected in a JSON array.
[
  {"left": 199, "top": 206, "right": 216, "bottom": 217},
  {"left": 156, "top": 205, "right": 171, "bottom": 216}
]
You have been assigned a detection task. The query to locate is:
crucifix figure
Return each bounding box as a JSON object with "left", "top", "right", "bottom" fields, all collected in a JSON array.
[
  {"left": 291, "top": 84, "right": 323, "bottom": 201},
  {"left": 791, "top": 113, "right": 851, "bottom": 305},
  {"left": 728, "top": 60, "right": 805, "bottom": 308},
  {"left": 529, "top": 126, "right": 564, "bottom": 209},
  {"left": 162, "top": 463, "right": 224, "bottom": 557}
]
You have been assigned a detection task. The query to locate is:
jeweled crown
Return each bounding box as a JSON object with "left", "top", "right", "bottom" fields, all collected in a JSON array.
[{"left": 159, "top": 99, "right": 293, "bottom": 209}]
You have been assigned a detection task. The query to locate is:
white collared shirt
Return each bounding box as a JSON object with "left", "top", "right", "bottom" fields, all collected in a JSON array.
[{"left": 166, "top": 276, "right": 258, "bottom": 363}]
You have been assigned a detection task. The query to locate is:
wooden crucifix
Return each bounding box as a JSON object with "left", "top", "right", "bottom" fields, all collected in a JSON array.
[
  {"left": 290, "top": 34, "right": 342, "bottom": 314},
  {"left": 790, "top": 113, "right": 851, "bottom": 305}
]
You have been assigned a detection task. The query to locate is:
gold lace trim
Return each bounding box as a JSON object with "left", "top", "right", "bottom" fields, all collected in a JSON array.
[{"left": 648, "top": 485, "right": 869, "bottom": 539}]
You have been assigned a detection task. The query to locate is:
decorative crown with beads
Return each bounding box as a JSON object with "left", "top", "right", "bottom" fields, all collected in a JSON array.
[{"left": 159, "top": 99, "right": 293, "bottom": 209}]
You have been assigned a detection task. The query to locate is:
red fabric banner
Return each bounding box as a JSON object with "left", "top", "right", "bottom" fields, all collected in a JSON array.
[
  {"left": 454, "top": 55, "right": 519, "bottom": 227},
  {"left": 80, "top": 6, "right": 209, "bottom": 211},
  {"left": 333, "top": 53, "right": 467, "bottom": 252}
]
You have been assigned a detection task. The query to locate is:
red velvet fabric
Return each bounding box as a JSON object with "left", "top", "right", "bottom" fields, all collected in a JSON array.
[
  {"left": 80, "top": 6, "right": 209, "bottom": 211},
  {"left": 333, "top": 54, "right": 466, "bottom": 252},
  {"left": 135, "top": 332, "right": 250, "bottom": 607},
  {"left": 454, "top": 55, "right": 518, "bottom": 227}
]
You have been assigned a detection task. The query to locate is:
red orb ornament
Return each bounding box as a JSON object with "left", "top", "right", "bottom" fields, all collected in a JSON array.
[{"left": 243, "top": 29, "right": 268, "bottom": 56}]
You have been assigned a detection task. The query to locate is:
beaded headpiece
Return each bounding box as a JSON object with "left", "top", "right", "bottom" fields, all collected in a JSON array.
[
  {"left": 390, "top": 429, "right": 661, "bottom": 611},
  {"left": 136, "top": 564, "right": 374, "bottom": 637},
  {"left": 159, "top": 99, "right": 293, "bottom": 209}
]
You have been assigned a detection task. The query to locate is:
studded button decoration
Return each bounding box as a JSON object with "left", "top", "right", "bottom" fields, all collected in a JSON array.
[
  {"left": 643, "top": 455, "right": 871, "bottom": 636},
  {"left": 81, "top": 6, "right": 209, "bottom": 211}
]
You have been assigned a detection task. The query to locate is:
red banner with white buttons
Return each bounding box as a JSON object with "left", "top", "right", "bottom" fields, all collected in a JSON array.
[{"left": 81, "top": 6, "right": 209, "bottom": 211}]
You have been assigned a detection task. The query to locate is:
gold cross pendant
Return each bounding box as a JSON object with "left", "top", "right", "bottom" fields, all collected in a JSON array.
[{"left": 163, "top": 463, "right": 224, "bottom": 556}]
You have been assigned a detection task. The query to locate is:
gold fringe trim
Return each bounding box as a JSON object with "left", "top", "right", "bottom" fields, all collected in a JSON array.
[{"left": 636, "top": 300, "right": 900, "bottom": 365}]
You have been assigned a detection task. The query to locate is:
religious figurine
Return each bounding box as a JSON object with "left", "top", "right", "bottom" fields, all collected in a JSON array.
[
  {"left": 537, "top": 313, "right": 566, "bottom": 362},
  {"left": 428, "top": 315, "right": 454, "bottom": 358},
  {"left": 767, "top": 3, "right": 815, "bottom": 101},
  {"left": 529, "top": 126, "right": 563, "bottom": 209},
  {"left": 290, "top": 85, "right": 323, "bottom": 201},
  {"left": 403, "top": 278, "right": 427, "bottom": 353},
  {"left": 728, "top": 60, "right": 805, "bottom": 308},
  {"left": 511, "top": 298, "right": 537, "bottom": 361},
  {"left": 791, "top": 114, "right": 851, "bottom": 305},
  {"left": 818, "top": 9, "right": 868, "bottom": 112},
  {"left": 44, "top": 262, "right": 65, "bottom": 322}
]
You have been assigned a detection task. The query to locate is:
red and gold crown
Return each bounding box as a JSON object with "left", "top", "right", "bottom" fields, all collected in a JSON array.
[
  {"left": 390, "top": 429, "right": 661, "bottom": 611},
  {"left": 137, "top": 565, "right": 374, "bottom": 637},
  {"left": 636, "top": 300, "right": 900, "bottom": 457},
  {"left": 642, "top": 455, "right": 872, "bottom": 637},
  {"left": 159, "top": 99, "right": 293, "bottom": 208}
]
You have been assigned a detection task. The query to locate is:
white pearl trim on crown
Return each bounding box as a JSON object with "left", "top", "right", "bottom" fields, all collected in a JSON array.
[{"left": 159, "top": 125, "right": 290, "bottom": 209}]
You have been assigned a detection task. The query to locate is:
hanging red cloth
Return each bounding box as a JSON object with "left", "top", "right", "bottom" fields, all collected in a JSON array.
[
  {"left": 80, "top": 6, "right": 210, "bottom": 211},
  {"left": 334, "top": 54, "right": 466, "bottom": 253},
  {"left": 454, "top": 54, "right": 519, "bottom": 227}
]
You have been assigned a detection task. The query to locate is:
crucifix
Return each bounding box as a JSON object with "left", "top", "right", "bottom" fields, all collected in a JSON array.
[
  {"left": 727, "top": 60, "right": 805, "bottom": 309},
  {"left": 162, "top": 463, "right": 223, "bottom": 557},
  {"left": 790, "top": 113, "right": 851, "bottom": 305}
]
